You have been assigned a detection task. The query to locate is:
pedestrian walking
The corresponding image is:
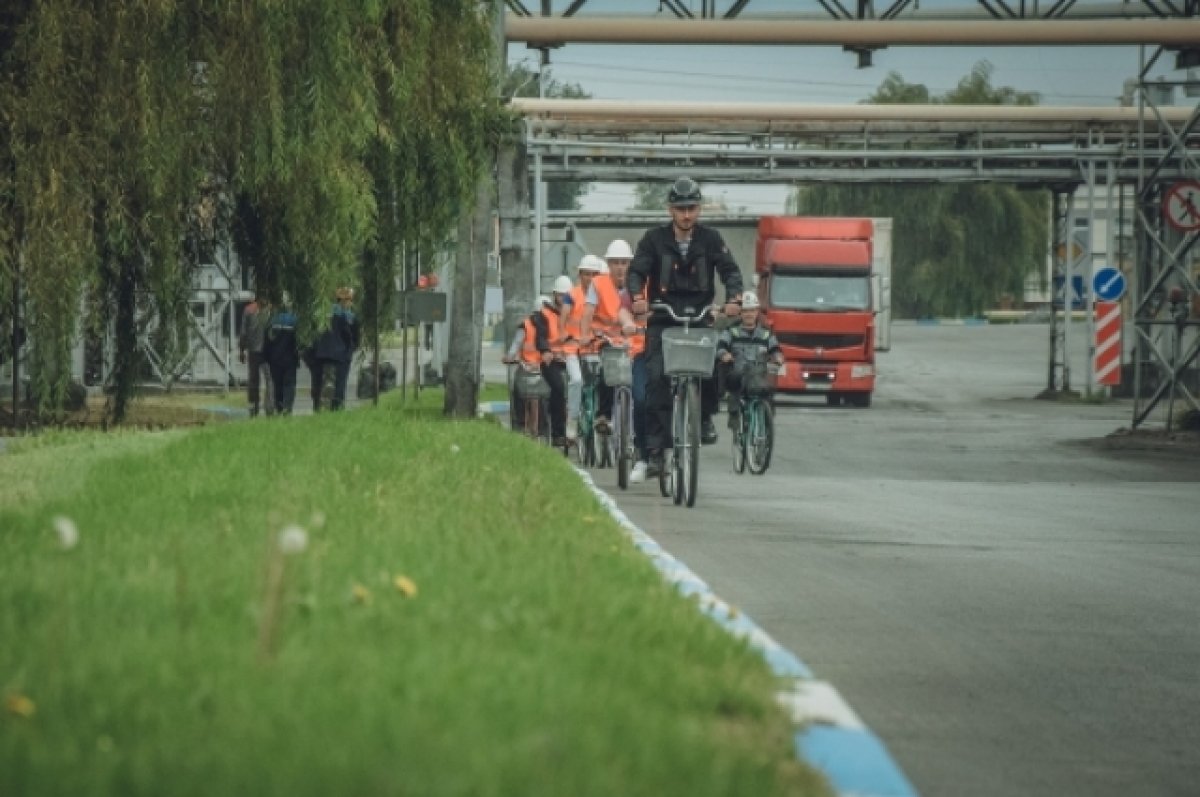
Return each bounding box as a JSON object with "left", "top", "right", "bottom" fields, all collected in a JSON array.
[
  {"left": 262, "top": 294, "right": 300, "bottom": 415},
  {"left": 310, "top": 287, "right": 360, "bottom": 412},
  {"left": 238, "top": 294, "right": 274, "bottom": 416}
]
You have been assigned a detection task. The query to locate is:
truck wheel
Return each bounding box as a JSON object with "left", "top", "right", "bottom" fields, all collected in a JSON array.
[
  {"left": 826, "top": 393, "right": 842, "bottom": 407},
  {"left": 849, "top": 393, "right": 872, "bottom": 408}
]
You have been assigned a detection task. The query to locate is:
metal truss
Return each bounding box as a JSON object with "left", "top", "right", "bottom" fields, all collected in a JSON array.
[
  {"left": 523, "top": 112, "right": 1200, "bottom": 185},
  {"left": 503, "top": 0, "right": 1199, "bottom": 20},
  {"left": 1132, "top": 45, "right": 1200, "bottom": 430}
]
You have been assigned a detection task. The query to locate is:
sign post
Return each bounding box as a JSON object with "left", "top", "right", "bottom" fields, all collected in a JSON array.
[
  {"left": 1094, "top": 301, "right": 1122, "bottom": 387},
  {"left": 1162, "top": 179, "right": 1200, "bottom": 233}
]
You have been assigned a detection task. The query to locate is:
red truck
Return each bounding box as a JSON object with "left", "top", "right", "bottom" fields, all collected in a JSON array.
[{"left": 754, "top": 216, "right": 891, "bottom": 408}]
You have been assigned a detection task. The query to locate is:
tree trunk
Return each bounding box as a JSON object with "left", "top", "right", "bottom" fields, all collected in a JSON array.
[{"left": 443, "top": 173, "right": 492, "bottom": 418}]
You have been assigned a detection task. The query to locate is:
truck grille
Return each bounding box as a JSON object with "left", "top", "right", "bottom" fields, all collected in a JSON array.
[{"left": 777, "top": 333, "right": 865, "bottom": 350}]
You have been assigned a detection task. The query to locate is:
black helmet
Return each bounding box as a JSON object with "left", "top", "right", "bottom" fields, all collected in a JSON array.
[{"left": 667, "top": 177, "right": 702, "bottom": 207}]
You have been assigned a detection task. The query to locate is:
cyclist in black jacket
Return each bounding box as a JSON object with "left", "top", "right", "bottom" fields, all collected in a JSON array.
[{"left": 626, "top": 177, "right": 743, "bottom": 469}]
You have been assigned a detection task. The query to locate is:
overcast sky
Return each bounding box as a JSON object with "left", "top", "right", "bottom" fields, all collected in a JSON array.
[{"left": 506, "top": 0, "right": 1195, "bottom": 213}]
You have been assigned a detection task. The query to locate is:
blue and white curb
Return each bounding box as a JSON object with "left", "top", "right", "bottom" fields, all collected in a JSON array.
[
  {"left": 476, "top": 400, "right": 510, "bottom": 418},
  {"left": 575, "top": 468, "right": 919, "bottom": 797}
]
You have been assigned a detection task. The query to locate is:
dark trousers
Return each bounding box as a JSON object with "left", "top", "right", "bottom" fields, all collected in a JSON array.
[
  {"left": 632, "top": 354, "right": 648, "bottom": 460},
  {"left": 269, "top": 363, "right": 297, "bottom": 414},
  {"left": 246, "top": 351, "right": 274, "bottom": 414},
  {"left": 542, "top": 360, "right": 567, "bottom": 439},
  {"left": 644, "top": 324, "right": 719, "bottom": 452},
  {"left": 597, "top": 355, "right": 649, "bottom": 460},
  {"left": 310, "top": 358, "right": 351, "bottom": 411}
]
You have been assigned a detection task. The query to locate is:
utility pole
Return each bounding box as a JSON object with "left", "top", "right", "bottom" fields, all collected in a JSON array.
[{"left": 498, "top": 138, "right": 533, "bottom": 362}]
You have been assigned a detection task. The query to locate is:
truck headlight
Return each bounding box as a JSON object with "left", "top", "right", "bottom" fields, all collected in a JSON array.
[{"left": 850, "top": 364, "right": 874, "bottom": 379}]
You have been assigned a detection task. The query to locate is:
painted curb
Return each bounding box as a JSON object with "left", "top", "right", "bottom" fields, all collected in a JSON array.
[
  {"left": 476, "top": 400, "right": 510, "bottom": 417},
  {"left": 574, "top": 467, "right": 919, "bottom": 797}
]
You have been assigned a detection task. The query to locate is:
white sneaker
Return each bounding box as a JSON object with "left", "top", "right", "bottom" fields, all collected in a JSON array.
[{"left": 630, "top": 461, "right": 648, "bottom": 483}]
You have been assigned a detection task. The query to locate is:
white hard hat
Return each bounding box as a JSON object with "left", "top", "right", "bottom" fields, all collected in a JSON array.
[
  {"left": 604, "top": 239, "right": 634, "bottom": 260},
  {"left": 553, "top": 275, "right": 573, "bottom": 294},
  {"left": 741, "top": 291, "right": 760, "bottom": 310},
  {"left": 577, "top": 254, "right": 608, "bottom": 274}
]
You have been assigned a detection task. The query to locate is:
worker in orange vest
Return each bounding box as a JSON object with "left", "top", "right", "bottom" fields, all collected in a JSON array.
[
  {"left": 560, "top": 255, "right": 607, "bottom": 443},
  {"left": 503, "top": 295, "right": 556, "bottom": 433},
  {"left": 583, "top": 239, "right": 655, "bottom": 480}
]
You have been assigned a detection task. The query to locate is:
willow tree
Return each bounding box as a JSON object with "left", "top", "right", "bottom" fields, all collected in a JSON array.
[
  {"left": 0, "top": 1, "right": 501, "bottom": 423},
  {"left": 791, "top": 63, "right": 1049, "bottom": 318}
]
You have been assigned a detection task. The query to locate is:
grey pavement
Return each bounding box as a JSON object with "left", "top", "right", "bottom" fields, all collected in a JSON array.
[{"left": 580, "top": 323, "right": 1200, "bottom": 797}]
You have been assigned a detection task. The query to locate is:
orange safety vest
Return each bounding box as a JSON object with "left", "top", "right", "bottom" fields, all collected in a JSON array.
[
  {"left": 520, "top": 317, "right": 542, "bottom": 366},
  {"left": 559, "top": 287, "right": 586, "bottom": 356},
  {"left": 622, "top": 284, "right": 648, "bottom": 358},
  {"left": 579, "top": 274, "right": 620, "bottom": 355},
  {"left": 540, "top": 306, "right": 565, "bottom": 357}
]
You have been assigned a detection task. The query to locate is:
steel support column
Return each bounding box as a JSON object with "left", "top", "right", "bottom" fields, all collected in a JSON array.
[{"left": 1132, "top": 44, "right": 1200, "bottom": 428}]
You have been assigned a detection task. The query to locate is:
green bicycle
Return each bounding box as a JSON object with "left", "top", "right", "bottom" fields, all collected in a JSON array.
[{"left": 731, "top": 358, "right": 777, "bottom": 475}]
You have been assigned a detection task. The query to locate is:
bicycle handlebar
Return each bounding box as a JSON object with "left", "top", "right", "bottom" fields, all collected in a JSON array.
[{"left": 649, "top": 303, "right": 713, "bottom": 324}]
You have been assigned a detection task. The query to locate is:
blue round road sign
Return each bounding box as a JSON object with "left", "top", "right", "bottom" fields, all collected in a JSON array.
[{"left": 1093, "top": 267, "right": 1126, "bottom": 302}]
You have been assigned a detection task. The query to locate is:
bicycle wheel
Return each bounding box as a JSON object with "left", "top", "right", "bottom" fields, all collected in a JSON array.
[
  {"left": 684, "top": 379, "right": 700, "bottom": 507},
  {"left": 747, "top": 399, "right": 774, "bottom": 475},
  {"left": 575, "top": 385, "right": 593, "bottom": 465},
  {"left": 596, "top": 425, "right": 612, "bottom": 468},
  {"left": 615, "top": 388, "right": 632, "bottom": 490},
  {"left": 731, "top": 399, "right": 747, "bottom": 474},
  {"left": 525, "top": 398, "right": 540, "bottom": 443},
  {"left": 671, "top": 385, "right": 686, "bottom": 505},
  {"left": 658, "top": 449, "right": 671, "bottom": 497}
]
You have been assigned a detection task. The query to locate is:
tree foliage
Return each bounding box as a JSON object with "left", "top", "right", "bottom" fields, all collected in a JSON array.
[
  {"left": 790, "top": 62, "right": 1049, "bottom": 318},
  {"left": 0, "top": 0, "right": 503, "bottom": 421}
]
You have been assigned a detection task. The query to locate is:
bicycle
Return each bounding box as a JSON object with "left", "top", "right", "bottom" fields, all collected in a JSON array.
[
  {"left": 654, "top": 303, "right": 716, "bottom": 508},
  {"left": 598, "top": 339, "right": 636, "bottom": 489},
  {"left": 730, "top": 358, "right": 779, "bottom": 475},
  {"left": 506, "top": 359, "right": 551, "bottom": 445},
  {"left": 575, "top": 352, "right": 608, "bottom": 468}
]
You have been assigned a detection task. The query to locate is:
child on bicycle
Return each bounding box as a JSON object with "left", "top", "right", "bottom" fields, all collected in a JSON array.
[{"left": 716, "top": 291, "right": 784, "bottom": 427}]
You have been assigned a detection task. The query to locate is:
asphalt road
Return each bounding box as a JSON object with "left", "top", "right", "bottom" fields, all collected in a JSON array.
[{"left": 594, "top": 322, "right": 1200, "bottom": 797}]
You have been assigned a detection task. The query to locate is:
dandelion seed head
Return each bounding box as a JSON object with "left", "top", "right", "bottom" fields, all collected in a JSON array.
[
  {"left": 449, "top": 444, "right": 460, "bottom": 454},
  {"left": 278, "top": 525, "right": 308, "bottom": 555},
  {"left": 51, "top": 516, "right": 79, "bottom": 550}
]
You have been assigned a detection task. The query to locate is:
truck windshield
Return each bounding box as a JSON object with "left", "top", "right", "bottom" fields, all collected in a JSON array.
[{"left": 770, "top": 271, "right": 870, "bottom": 311}]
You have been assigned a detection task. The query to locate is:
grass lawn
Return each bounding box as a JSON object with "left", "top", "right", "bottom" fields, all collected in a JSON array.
[{"left": 0, "top": 392, "right": 827, "bottom": 797}]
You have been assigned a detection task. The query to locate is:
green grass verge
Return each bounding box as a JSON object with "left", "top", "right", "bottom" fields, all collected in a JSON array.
[{"left": 0, "top": 394, "right": 827, "bottom": 797}]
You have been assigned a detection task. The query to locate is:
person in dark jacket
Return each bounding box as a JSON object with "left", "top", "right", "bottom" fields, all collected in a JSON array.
[
  {"left": 626, "top": 176, "right": 743, "bottom": 467},
  {"left": 262, "top": 294, "right": 300, "bottom": 415},
  {"left": 238, "top": 294, "right": 273, "bottom": 417},
  {"left": 309, "top": 287, "right": 361, "bottom": 411}
]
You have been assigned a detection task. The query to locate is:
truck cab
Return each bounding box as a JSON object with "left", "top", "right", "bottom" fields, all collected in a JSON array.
[{"left": 755, "top": 217, "right": 879, "bottom": 407}]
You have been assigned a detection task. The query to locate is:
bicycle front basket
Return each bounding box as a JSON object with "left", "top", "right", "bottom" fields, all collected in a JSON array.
[
  {"left": 515, "top": 368, "right": 551, "bottom": 400},
  {"left": 600, "top": 346, "right": 633, "bottom": 387},
  {"left": 742, "top": 361, "right": 775, "bottom": 396},
  {"left": 661, "top": 327, "right": 717, "bottom": 377}
]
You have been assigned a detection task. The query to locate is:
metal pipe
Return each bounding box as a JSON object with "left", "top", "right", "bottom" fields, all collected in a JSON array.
[
  {"left": 514, "top": 98, "right": 1198, "bottom": 125},
  {"left": 506, "top": 16, "right": 1200, "bottom": 46},
  {"left": 1085, "top": 154, "right": 1097, "bottom": 395},
  {"left": 1065, "top": 188, "right": 1078, "bottom": 391}
]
